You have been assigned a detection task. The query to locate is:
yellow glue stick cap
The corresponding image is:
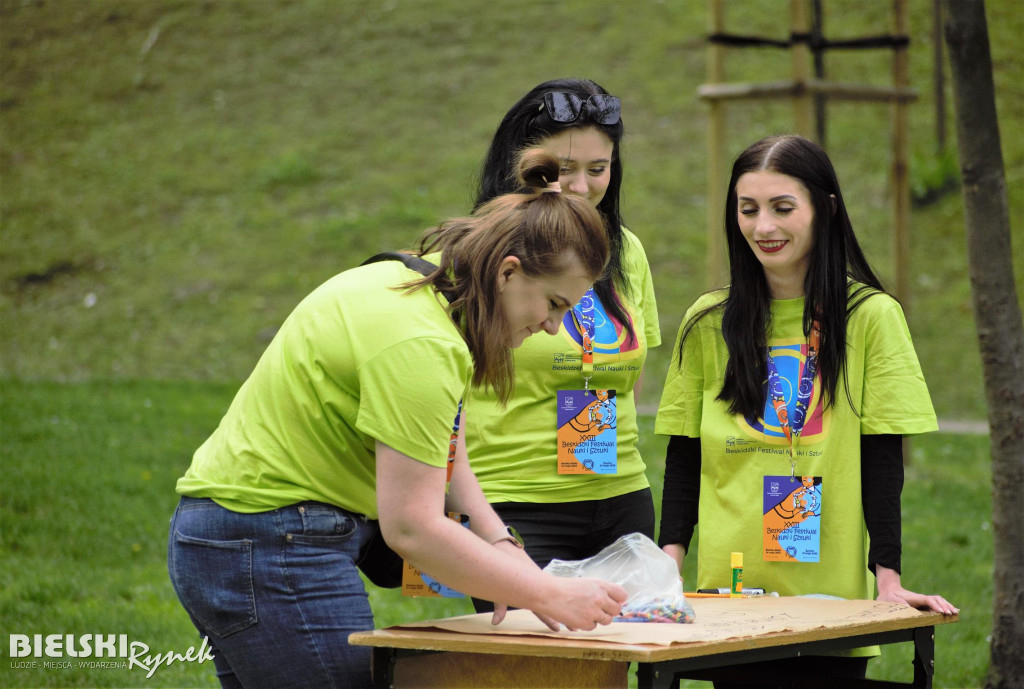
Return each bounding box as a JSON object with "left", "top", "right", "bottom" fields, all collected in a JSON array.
[{"left": 731, "top": 552, "right": 743, "bottom": 567}]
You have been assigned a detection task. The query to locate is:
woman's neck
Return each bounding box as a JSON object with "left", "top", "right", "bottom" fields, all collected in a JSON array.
[{"left": 764, "top": 270, "right": 806, "bottom": 300}]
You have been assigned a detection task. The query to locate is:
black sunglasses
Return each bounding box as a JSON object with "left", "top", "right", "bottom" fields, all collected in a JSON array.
[{"left": 541, "top": 92, "right": 621, "bottom": 125}]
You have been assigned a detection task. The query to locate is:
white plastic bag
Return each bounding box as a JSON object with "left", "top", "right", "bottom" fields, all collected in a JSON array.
[{"left": 543, "top": 532, "right": 695, "bottom": 623}]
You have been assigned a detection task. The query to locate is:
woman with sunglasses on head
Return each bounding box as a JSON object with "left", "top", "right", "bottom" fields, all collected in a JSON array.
[
  {"left": 656, "top": 135, "right": 957, "bottom": 687},
  {"left": 465, "top": 79, "right": 661, "bottom": 615},
  {"left": 167, "top": 150, "right": 628, "bottom": 689}
]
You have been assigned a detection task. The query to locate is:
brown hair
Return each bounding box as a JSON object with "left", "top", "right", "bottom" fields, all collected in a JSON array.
[{"left": 407, "top": 149, "right": 609, "bottom": 403}]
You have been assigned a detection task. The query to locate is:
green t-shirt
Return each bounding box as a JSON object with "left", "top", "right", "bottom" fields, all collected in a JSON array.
[
  {"left": 176, "top": 258, "right": 472, "bottom": 518},
  {"left": 467, "top": 228, "right": 661, "bottom": 503},
  {"left": 656, "top": 286, "right": 936, "bottom": 607}
]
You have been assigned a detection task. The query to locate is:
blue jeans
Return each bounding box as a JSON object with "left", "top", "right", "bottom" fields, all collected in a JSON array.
[{"left": 167, "top": 496, "right": 376, "bottom": 689}]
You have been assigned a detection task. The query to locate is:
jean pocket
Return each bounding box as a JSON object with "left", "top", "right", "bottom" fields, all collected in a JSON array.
[
  {"left": 286, "top": 503, "right": 359, "bottom": 545},
  {"left": 171, "top": 531, "right": 257, "bottom": 638}
]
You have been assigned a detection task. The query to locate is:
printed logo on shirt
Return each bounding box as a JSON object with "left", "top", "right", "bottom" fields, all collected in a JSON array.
[
  {"left": 560, "top": 290, "right": 640, "bottom": 358},
  {"left": 738, "top": 340, "right": 827, "bottom": 443},
  {"left": 725, "top": 436, "right": 757, "bottom": 453}
]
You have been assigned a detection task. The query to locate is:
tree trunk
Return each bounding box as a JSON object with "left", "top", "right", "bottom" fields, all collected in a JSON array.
[{"left": 941, "top": 2, "right": 1024, "bottom": 688}]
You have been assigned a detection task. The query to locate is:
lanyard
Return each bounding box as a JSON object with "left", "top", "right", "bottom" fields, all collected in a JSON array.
[
  {"left": 569, "top": 288, "right": 596, "bottom": 395},
  {"left": 445, "top": 400, "right": 462, "bottom": 494},
  {"left": 765, "top": 321, "right": 821, "bottom": 478}
]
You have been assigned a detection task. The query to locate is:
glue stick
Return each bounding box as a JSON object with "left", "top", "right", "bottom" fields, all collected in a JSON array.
[{"left": 730, "top": 552, "right": 743, "bottom": 597}]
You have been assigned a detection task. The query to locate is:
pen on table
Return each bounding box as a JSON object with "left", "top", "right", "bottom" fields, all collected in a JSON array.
[{"left": 691, "top": 588, "right": 767, "bottom": 598}]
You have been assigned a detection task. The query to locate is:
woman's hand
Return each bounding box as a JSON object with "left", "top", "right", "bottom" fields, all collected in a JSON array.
[
  {"left": 536, "top": 577, "right": 628, "bottom": 631},
  {"left": 662, "top": 543, "right": 685, "bottom": 574},
  {"left": 875, "top": 564, "right": 958, "bottom": 616},
  {"left": 489, "top": 540, "right": 559, "bottom": 630}
]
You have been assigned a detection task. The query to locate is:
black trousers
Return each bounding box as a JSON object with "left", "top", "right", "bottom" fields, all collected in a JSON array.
[{"left": 471, "top": 487, "right": 655, "bottom": 613}]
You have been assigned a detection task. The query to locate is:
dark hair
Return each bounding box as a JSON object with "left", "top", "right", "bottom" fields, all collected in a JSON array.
[
  {"left": 475, "top": 78, "right": 633, "bottom": 340},
  {"left": 409, "top": 149, "right": 609, "bottom": 404},
  {"left": 678, "top": 135, "right": 886, "bottom": 420}
]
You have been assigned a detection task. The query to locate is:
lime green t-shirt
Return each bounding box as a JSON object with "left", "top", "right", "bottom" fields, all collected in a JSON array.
[
  {"left": 656, "top": 286, "right": 936, "bottom": 607},
  {"left": 176, "top": 259, "right": 472, "bottom": 518},
  {"left": 467, "top": 228, "right": 661, "bottom": 503}
]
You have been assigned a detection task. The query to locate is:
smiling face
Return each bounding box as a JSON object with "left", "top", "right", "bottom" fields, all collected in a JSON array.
[
  {"left": 540, "top": 127, "right": 614, "bottom": 209},
  {"left": 496, "top": 254, "right": 594, "bottom": 348},
  {"left": 735, "top": 170, "right": 817, "bottom": 299}
]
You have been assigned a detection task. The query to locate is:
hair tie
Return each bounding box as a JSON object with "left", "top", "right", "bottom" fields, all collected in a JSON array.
[{"left": 541, "top": 180, "right": 562, "bottom": 194}]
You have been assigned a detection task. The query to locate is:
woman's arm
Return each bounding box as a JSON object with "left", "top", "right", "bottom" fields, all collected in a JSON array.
[
  {"left": 861, "top": 434, "right": 958, "bottom": 615},
  {"left": 376, "top": 439, "right": 627, "bottom": 630},
  {"left": 443, "top": 412, "right": 506, "bottom": 539},
  {"left": 633, "top": 367, "right": 645, "bottom": 403},
  {"left": 441, "top": 412, "right": 546, "bottom": 624},
  {"left": 860, "top": 434, "right": 904, "bottom": 574},
  {"left": 659, "top": 435, "right": 701, "bottom": 572}
]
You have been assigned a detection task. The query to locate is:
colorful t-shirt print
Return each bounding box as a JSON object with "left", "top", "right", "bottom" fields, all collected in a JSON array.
[
  {"left": 741, "top": 339, "right": 826, "bottom": 444},
  {"left": 560, "top": 289, "right": 640, "bottom": 357},
  {"left": 556, "top": 389, "right": 617, "bottom": 474},
  {"left": 763, "top": 475, "right": 822, "bottom": 562}
]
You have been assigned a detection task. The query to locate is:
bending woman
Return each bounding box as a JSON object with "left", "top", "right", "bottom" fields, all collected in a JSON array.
[
  {"left": 167, "top": 150, "right": 627, "bottom": 689},
  {"left": 656, "top": 135, "right": 957, "bottom": 686},
  {"left": 466, "top": 79, "right": 661, "bottom": 608}
]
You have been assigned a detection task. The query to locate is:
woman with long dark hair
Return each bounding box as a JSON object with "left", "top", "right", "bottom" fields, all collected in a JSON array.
[
  {"left": 656, "top": 135, "right": 957, "bottom": 686},
  {"left": 466, "top": 79, "right": 661, "bottom": 612}
]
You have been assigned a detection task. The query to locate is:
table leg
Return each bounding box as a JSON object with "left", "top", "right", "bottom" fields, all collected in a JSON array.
[
  {"left": 371, "top": 648, "right": 395, "bottom": 689},
  {"left": 912, "top": 626, "right": 935, "bottom": 689},
  {"left": 635, "top": 662, "right": 677, "bottom": 689}
]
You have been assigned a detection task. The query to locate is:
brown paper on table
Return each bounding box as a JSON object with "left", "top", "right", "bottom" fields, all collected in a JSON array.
[{"left": 394, "top": 597, "right": 927, "bottom": 646}]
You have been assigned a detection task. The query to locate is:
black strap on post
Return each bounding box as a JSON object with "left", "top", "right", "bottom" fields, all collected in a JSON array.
[
  {"left": 708, "top": 32, "right": 909, "bottom": 51},
  {"left": 707, "top": 32, "right": 792, "bottom": 48}
]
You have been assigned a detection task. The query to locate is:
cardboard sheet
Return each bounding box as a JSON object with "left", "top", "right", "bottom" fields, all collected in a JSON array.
[{"left": 394, "top": 597, "right": 926, "bottom": 646}]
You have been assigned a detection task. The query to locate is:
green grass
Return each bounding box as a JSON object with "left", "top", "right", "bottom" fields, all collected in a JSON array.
[
  {"left": 0, "top": 382, "right": 992, "bottom": 688},
  {"left": 1, "top": 0, "right": 1022, "bottom": 417}
]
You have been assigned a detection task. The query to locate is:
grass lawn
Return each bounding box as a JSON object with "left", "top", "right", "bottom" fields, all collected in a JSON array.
[
  {"left": 1, "top": 381, "right": 992, "bottom": 688},
  {"left": 1, "top": 0, "right": 1022, "bottom": 418}
]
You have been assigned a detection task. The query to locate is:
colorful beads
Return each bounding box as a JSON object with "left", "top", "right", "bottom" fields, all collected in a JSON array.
[{"left": 614, "top": 599, "right": 695, "bottom": 624}]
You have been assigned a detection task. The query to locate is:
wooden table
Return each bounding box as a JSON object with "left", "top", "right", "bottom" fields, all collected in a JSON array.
[{"left": 349, "top": 598, "right": 957, "bottom": 689}]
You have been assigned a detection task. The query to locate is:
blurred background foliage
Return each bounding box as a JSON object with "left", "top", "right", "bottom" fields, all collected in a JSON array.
[{"left": 1, "top": 0, "right": 1021, "bottom": 410}]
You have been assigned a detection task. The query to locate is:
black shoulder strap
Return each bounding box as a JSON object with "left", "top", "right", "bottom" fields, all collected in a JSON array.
[{"left": 361, "top": 252, "right": 456, "bottom": 304}]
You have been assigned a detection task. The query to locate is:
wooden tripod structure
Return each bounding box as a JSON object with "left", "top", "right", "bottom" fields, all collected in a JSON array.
[{"left": 700, "top": 0, "right": 917, "bottom": 306}]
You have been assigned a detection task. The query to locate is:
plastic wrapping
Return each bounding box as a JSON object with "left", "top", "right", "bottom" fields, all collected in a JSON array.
[{"left": 543, "top": 532, "right": 695, "bottom": 623}]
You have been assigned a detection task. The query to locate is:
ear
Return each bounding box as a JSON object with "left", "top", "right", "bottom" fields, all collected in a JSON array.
[
  {"left": 496, "top": 256, "right": 521, "bottom": 292},
  {"left": 829, "top": 194, "right": 837, "bottom": 215}
]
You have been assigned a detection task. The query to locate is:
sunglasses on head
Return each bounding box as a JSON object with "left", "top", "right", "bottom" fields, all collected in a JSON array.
[{"left": 541, "top": 92, "right": 621, "bottom": 125}]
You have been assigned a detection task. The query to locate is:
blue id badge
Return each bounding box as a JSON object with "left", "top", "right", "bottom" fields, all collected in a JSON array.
[
  {"left": 762, "top": 475, "right": 821, "bottom": 562},
  {"left": 556, "top": 389, "right": 617, "bottom": 474}
]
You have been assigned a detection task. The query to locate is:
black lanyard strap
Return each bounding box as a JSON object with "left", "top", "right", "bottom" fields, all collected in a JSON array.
[{"left": 361, "top": 252, "right": 456, "bottom": 304}]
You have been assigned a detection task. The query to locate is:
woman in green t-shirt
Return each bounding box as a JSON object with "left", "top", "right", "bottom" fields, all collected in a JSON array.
[
  {"left": 168, "top": 151, "right": 628, "bottom": 689},
  {"left": 466, "top": 79, "right": 661, "bottom": 616},
  {"left": 656, "top": 135, "right": 958, "bottom": 687}
]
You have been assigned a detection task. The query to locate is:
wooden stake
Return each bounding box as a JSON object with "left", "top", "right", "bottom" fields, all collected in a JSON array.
[
  {"left": 791, "top": 0, "right": 815, "bottom": 139},
  {"left": 707, "top": 0, "right": 728, "bottom": 288}
]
